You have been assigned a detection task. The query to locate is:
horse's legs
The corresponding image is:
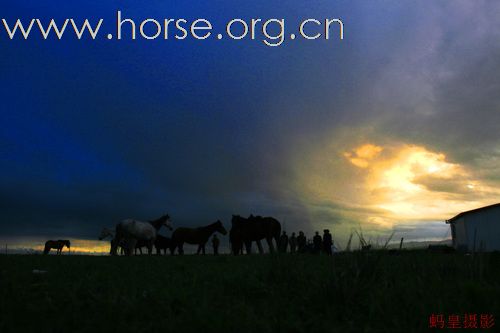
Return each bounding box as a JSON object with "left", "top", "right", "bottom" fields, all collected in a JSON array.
[
  {"left": 196, "top": 245, "right": 201, "bottom": 255},
  {"left": 266, "top": 237, "right": 275, "bottom": 253},
  {"left": 179, "top": 243, "right": 184, "bottom": 255},
  {"left": 128, "top": 239, "right": 137, "bottom": 256},
  {"left": 110, "top": 239, "right": 118, "bottom": 256},
  {"left": 147, "top": 241, "right": 153, "bottom": 255},
  {"left": 202, "top": 244, "right": 206, "bottom": 255},
  {"left": 245, "top": 241, "right": 252, "bottom": 254},
  {"left": 256, "top": 240, "right": 264, "bottom": 254},
  {"left": 274, "top": 235, "right": 280, "bottom": 252}
]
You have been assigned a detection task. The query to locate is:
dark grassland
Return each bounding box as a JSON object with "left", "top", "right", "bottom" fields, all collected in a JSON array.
[{"left": 0, "top": 251, "right": 499, "bottom": 333}]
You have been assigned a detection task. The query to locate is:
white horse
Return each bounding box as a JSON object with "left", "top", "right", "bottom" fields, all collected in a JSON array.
[
  {"left": 111, "top": 214, "right": 172, "bottom": 256},
  {"left": 99, "top": 227, "right": 121, "bottom": 255},
  {"left": 99, "top": 227, "right": 154, "bottom": 255}
]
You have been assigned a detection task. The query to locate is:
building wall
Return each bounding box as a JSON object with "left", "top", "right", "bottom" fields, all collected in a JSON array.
[
  {"left": 452, "top": 217, "right": 468, "bottom": 251},
  {"left": 452, "top": 206, "right": 500, "bottom": 252}
]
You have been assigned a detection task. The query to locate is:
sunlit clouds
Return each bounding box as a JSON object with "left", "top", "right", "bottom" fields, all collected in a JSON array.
[
  {"left": 352, "top": 144, "right": 491, "bottom": 219},
  {"left": 343, "top": 144, "right": 383, "bottom": 168},
  {"left": 293, "top": 139, "right": 500, "bottom": 240}
]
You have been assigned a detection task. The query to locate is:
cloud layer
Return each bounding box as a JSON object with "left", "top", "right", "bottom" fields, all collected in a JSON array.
[{"left": 1, "top": 1, "right": 499, "bottom": 248}]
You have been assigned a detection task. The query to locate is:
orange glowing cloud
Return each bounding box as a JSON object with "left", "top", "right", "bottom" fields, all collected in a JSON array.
[
  {"left": 343, "top": 144, "right": 383, "bottom": 168},
  {"left": 293, "top": 139, "right": 499, "bottom": 237},
  {"left": 343, "top": 144, "right": 500, "bottom": 220}
]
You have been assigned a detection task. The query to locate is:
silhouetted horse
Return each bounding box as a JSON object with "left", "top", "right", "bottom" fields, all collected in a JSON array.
[
  {"left": 99, "top": 227, "right": 137, "bottom": 255},
  {"left": 155, "top": 235, "right": 173, "bottom": 255},
  {"left": 131, "top": 239, "right": 150, "bottom": 255},
  {"left": 99, "top": 227, "right": 118, "bottom": 255},
  {"left": 43, "top": 240, "right": 71, "bottom": 255},
  {"left": 135, "top": 236, "right": 173, "bottom": 255},
  {"left": 171, "top": 220, "right": 227, "bottom": 255},
  {"left": 230, "top": 215, "right": 281, "bottom": 255},
  {"left": 101, "top": 225, "right": 172, "bottom": 255},
  {"left": 112, "top": 214, "right": 172, "bottom": 256}
]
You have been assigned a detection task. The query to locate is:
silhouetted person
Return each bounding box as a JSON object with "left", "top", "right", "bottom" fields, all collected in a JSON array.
[
  {"left": 297, "top": 231, "right": 307, "bottom": 253},
  {"left": 279, "top": 231, "right": 289, "bottom": 253},
  {"left": 289, "top": 232, "right": 297, "bottom": 253},
  {"left": 323, "top": 229, "right": 333, "bottom": 255},
  {"left": 313, "top": 232, "right": 322, "bottom": 254},
  {"left": 212, "top": 234, "right": 220, "bottom": 255}
]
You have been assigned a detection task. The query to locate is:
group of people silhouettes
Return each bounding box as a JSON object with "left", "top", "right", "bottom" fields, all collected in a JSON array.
[
  {"left": 278, "top": 229, "right": 334, "bottom": 255},
  {"left": 208, "top": 229, "right": 334, "bottom": 255}
]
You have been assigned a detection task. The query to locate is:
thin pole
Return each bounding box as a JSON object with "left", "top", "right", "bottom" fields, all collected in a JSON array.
[
  {"left": 399, "top": 237, "right": 404, "bottom": 250},
  {"left": 5, "top": 244, "right": 7, "bottom": 255}
]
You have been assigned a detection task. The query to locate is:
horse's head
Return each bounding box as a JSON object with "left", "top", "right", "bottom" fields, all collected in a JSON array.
[
  {"left": 98, "top": 228, "right": 112, "bottom": 240},
  {"left": 162, "top": 214, "right": 173, "bottom": 230},
  {"left": 64, "top": 240, "right": 71, "bottom": 249},
  {"left": 231, "top": 215, "right": 245, "bottom": 225},
  {"left": 215, "top": 220, "right": 227, "bottom": 235}
]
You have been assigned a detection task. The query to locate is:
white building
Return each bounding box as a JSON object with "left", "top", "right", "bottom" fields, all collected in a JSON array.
[{"left": 446, "top": 203, "right": 500, "bottom": 252}]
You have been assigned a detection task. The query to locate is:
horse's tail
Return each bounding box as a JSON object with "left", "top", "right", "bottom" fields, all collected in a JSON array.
[
  {"left": 110, "top": 238, "right": 119, "bottom": 256},
  {"left": 43, "top": 243, "right": 50, "bottom": 255}
]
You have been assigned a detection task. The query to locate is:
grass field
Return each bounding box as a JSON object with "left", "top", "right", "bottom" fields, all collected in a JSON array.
[{"left": 0, "top": 251, "right": 499, "bottom": 333}]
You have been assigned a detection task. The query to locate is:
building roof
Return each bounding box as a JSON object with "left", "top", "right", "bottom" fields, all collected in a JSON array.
[{"left": 445, "top": 203, "right": 500, "bottom": 224}]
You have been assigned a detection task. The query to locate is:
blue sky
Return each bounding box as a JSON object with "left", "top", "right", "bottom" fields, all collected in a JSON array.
[{"left": 1, "top": 1, "right": 500, "bottom": 249}]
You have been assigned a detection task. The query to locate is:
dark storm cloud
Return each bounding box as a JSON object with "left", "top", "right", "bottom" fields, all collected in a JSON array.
[
  {"left": 1, "top": 1, "right": 499, "bottom": 243},
  {"left": 352, "top": 2, "right": 500, "bottom": 169}
]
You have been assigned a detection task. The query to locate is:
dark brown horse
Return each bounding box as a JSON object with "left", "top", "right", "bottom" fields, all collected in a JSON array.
[
  {"left": 43, "top": 240, "right": 71, "bottom": 255},
  {"left": 171, "top": 220, "right": 227, "bottom": 255},
  {"left": 154, "top": 235, "right": 173, "bottom": 255},
  {"left": 230, "top": 215, "right": 281, "bottom": 255},
  {"left": 135, "top": 235, "right": 173, "bottom": 255}
]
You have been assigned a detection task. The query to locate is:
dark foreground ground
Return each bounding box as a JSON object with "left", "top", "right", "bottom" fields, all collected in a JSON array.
[{"left": 0, "top": 251, "right": 499, "bottom": 333}]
